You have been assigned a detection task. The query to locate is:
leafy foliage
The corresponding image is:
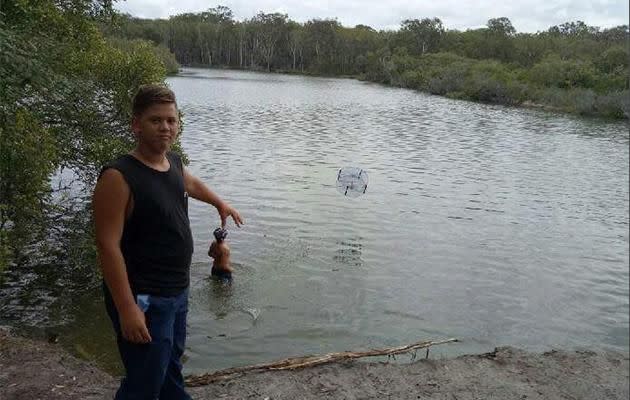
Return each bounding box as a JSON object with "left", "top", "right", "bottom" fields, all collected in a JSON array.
[{"left": 0, "top": 0, "right": 178, "bottom": 271}]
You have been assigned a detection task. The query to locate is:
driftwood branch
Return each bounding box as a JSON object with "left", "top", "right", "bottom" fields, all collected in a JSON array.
[{"left": 185, "top": 338, "right": 458, "bottom": 387}]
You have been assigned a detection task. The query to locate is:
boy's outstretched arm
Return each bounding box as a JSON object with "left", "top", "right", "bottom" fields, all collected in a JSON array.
[{"left": 183, "top": 167, "right": 244, "bottom": 228}]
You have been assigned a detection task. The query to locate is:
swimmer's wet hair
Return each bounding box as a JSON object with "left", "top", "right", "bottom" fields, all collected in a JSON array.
[{"left": 213, "top": 228, "right": 228, "bottom": 242}]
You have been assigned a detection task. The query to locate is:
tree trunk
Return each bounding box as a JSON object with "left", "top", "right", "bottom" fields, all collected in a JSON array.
[{"left": 239, "top": 38, "right": 243, "bottom": 67}]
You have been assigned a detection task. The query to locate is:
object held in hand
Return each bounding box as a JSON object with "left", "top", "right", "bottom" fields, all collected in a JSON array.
[
  {"left": 336, "top": 167, "right": 368, "bottom": 198},
  {"left": 213, "top": 228, "right": 228, "bottom": 241}
]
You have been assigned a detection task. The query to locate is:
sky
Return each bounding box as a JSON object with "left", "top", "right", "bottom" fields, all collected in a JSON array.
[{"left": 114, "top": 0, "right": 629, "bottom": 33}]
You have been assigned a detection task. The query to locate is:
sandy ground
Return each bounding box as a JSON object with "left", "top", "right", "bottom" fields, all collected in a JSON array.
[
  {"left": 1, "top": 327, "right": 628, "bottom": 400},
  {"left": 0, "top": 327, "right": 116, "bottom": 399}
]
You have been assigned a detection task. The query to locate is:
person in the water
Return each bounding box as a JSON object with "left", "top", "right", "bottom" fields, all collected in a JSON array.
[{"left": 208, "top": 227, "right": 233, "bottom": 282}]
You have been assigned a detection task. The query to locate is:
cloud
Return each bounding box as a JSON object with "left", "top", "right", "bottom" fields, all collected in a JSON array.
[{"left": 114, "top": 0, "right": 629, "bottom": 32}]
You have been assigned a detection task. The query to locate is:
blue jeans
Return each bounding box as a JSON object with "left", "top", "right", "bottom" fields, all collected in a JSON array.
[{"left": 104, "top": 285, "right": 192, "bottom": 400}]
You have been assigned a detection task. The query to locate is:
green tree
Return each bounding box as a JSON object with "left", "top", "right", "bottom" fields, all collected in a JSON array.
[
  {"left": 0, "top": 0, "right": 174, "bottom": 271},
  {"left": 253, "top": 12, "right": 288, "bottom": 71},
  {"left": 287, "top": 21, "right": 305, "bottom": 71},
  {"left": 303, "top": 19, "right": 342, "bottom": 73},
  {"left": 548, "top": 21, "right": 597, "bottom": 38},
  {"left": 400, "top": 17, "right": 445, "bottom": 55},
  {"left": 487, "top": 17, "right": 516, "bottom": 36}
]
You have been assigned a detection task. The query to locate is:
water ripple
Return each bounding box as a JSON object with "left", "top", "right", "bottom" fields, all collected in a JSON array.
[{"left": 171, "top": 69, "right": 630, "bottom": 372}]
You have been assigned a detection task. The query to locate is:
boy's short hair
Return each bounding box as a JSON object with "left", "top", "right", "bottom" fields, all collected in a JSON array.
[{"left": 132, "top": 84, "right": 177, "bottom": 117}]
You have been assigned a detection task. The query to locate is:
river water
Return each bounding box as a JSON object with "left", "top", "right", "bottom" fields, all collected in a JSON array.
[{"left": 1, "top": 68, "right": 628, "bottom": 374}]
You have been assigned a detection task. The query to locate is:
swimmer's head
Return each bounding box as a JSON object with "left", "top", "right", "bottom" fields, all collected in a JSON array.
[{"left": 213, "top": 227, "right": 228, "bottom": 242}]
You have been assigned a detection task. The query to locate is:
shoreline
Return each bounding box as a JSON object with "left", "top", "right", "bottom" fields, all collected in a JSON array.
[
  {"left": 1, "top": 327, "right": 628, "bottom": 400},
  {"left": 176, "top": 66, "right": 629, "bottom": 121}
]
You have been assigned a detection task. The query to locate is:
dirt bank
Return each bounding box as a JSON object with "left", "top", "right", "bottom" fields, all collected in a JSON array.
[
  {"left": 0, "top": 327, "right": 116, "bottom": 399},
  {"left": 1, "top": 327, "right": 627, "bottom": 400}
]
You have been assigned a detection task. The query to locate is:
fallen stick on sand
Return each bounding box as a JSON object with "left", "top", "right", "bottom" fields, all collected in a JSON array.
[{"left": 185, "top": 338, "right": 458, "bottom": 386}]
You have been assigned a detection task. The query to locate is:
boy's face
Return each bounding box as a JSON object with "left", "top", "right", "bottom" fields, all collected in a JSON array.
[{"left": 132, "top": 103, "right": 179, "bottom": 153}]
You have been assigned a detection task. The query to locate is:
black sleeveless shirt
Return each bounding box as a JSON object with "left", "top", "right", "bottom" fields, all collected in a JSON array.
[{"left": 102, "top": 152, "right": 193, "bottom": 296}]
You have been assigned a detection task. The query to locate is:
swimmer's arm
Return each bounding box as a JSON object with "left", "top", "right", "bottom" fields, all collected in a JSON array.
[
  {"left": 183, "top": 167, "right": 243, "bottom": 228},
  {"left": 93, "top": 169, "right": 151, "bottom": 344},
  {"left": 208, "top": 241, "right": 217, "bottom": 258}
]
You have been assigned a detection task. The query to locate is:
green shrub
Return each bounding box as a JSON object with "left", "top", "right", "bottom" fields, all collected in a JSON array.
[
  {"left": 529, "top": 55, "right": 598, "bottom": 89},
  {"left": 596, "top": 46, "right": 629, "bottom": 74},
  {"left": 400, "top": 69, "right": 425, "bottom": 89},
  {"left": 426, "top": 63, "right": 468, "bottom": 95},
  {"left": 594, "top": 90, "right": 630, "bottom": 118}
]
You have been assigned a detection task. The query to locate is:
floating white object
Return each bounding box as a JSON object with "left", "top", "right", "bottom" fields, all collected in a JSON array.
[{"left": 336, "top": 167, "right": 368, "bottom": 198}]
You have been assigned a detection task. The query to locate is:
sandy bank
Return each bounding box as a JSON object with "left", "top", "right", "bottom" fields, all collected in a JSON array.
[{"left": 1, "top": 327, "right": 627, "bottom": 399}]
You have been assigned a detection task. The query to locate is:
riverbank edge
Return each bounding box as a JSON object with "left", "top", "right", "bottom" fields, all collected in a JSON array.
[
  {"left": 1, "top": 326, "right": 628, "bottom": 400},
  {"left": 178, "top": 65, "right": 629, "bottom": 121}
]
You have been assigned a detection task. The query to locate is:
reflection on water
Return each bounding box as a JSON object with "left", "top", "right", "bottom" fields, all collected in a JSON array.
[
  {"left": 205, "top": 277, "right": 235, "bottom": 320},
  {"left": 1, "top": 68, "right": 628, "bottom": 375},
  {"left": 333, "top": 237, "right": 363, "bottom": 267}
]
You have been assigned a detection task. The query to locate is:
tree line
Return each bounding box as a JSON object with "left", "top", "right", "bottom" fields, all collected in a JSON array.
[{"left": 104, "top": 8, "right": 629, "bottom": 118}]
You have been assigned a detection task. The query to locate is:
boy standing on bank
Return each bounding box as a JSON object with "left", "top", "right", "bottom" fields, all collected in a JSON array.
[{"left": 93, "top": 84, "right": 243, "bottom": 399}]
